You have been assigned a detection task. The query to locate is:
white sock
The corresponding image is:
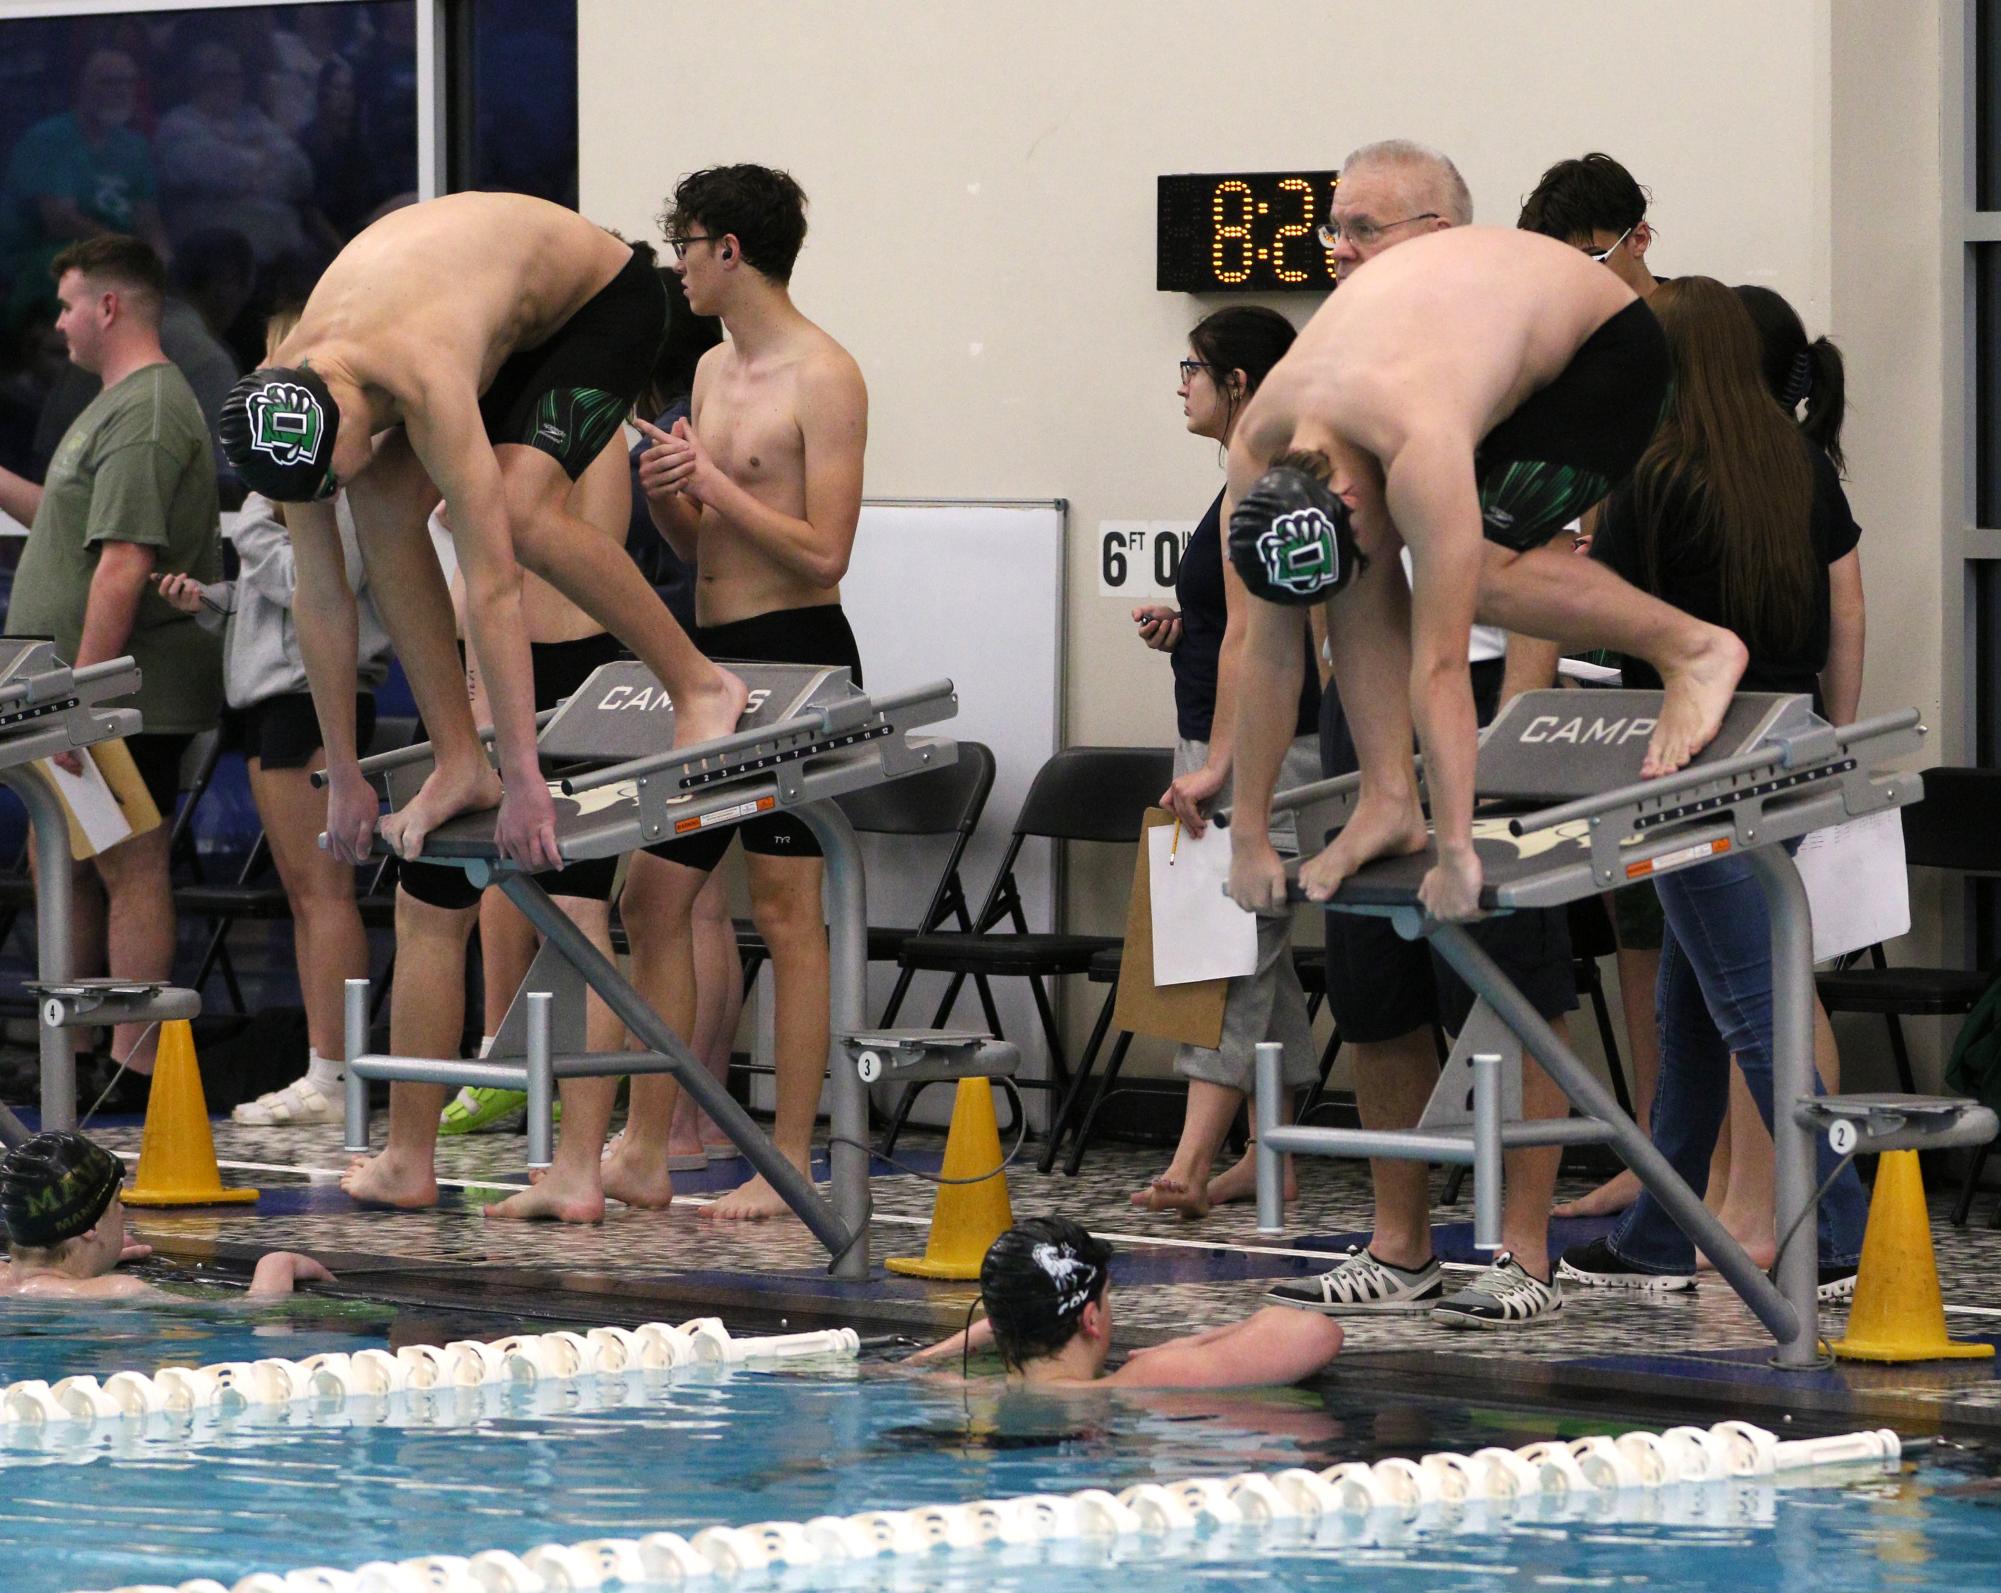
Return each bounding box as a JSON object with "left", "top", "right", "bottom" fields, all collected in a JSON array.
[
  {"left": 477, "top": 1034, "right": 498, "bottom": 1059},
  {"left": 305, "top": 1048, "right": 344, "bottom": 1089}
]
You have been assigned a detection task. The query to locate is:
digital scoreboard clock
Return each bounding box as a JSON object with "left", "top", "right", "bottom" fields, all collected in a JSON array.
[{"left": 1157, "top": 170, "right": 1341, "bottom": 293}]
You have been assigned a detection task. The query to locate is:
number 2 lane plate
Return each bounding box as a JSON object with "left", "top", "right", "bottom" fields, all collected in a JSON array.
[{"left": 674, "top": 795, "right": 775, "bottom": 835}]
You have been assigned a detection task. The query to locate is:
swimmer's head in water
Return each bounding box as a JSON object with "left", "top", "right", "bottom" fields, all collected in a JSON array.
[
  {"left": 1228, "top": 452, "right": 1365, "bottom": 605},
  {"left": 978, "top": 1217, "right": 1112, "bottom": 1371},
  {"left": 0, "top": 1131, "right": 123, "bottom": 1253},
  {"left": 220, "top": 365, "right": 339, "bottom": 502}
]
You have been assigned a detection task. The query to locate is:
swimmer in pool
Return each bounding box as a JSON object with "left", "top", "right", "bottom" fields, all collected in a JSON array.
[
  {"left": 907, "top": 1217, "right": 1343, "bottom": 1389},
  {"left": 217, "top": 191, "right": 747, "bottom": 873},
  {"left": 1200, "top": 226, "right": 1749, "bottom": 924},
  {"left": 0, "top": 1131, "right": 329, "bottom": 1301}
]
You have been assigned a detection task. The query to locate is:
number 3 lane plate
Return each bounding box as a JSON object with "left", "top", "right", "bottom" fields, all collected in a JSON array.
[{"left": 675, "top": 795, "right": 775, "bottom": 835}]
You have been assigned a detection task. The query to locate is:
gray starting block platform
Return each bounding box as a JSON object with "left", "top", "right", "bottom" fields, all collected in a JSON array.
[
  {"left": 0, "top": 637, "right": 199, "bottom": 1140},
  {"left": 338, "top": 659, "right": 960, "bottom": 1277},
  {"left": 1244, "top": 688, "right": 1962, "bottom": 1368}
]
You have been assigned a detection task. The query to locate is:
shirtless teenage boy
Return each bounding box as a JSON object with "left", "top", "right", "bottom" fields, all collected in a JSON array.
[
  {"left": 1219, "top": 226, "right": 1747, "bottom": 925},
  {"left": 216, "top": 192, "right": 746, "bottom": 873},
  {"left": 607, "top": 165, "right": 867, "bottom": 1221}
]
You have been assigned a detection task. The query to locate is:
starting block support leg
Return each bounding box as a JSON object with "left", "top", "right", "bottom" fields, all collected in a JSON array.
[
  {"left": 344, "top": 977, "right": 371, "bottom": 1154},
  {"left": 17, "top": 770, "right": 77, "bottom": 1130},
  {"left": 1472, "top": 1052, "right": 1504, "bottom": 1252},
  {"left": 802, "top": 802, "right": 873, "bottom": 1279},
  {"left": 1255, "top": 1042, "right": 1284, "bottom": 1234},
  {"left": 524, "top": 991, "right": 554, "bottom": 1171}
]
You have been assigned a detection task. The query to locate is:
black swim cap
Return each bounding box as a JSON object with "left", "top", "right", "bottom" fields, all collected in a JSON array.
[
  {"left": 0, "top": 1131, "right": 122, "bottom": 1248},
  {"left": 1227, "top": 464, "right": 1362, "bottom": 604},
  {"left": 220, "top": 366, "right": 340, "bottom": 502},
  {"left": 978, "top": 1216, "right": 1112, "bottom": 1369}
]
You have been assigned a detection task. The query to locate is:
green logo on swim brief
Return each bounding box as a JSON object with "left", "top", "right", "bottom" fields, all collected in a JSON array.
[
  {"left": 244, "top": 380, "right": 326, "bottom": 467},
  {"left": 1257, "top": 507, "right": 1344, "bottom": 598}
]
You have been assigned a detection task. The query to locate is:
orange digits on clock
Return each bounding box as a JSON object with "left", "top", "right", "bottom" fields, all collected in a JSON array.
[
  {"left": 1272, "top": 177, "right": 1313, "bottom": 284},
  {"left": 1211, "top": 179, "right": 1253, "bottom": 285}
]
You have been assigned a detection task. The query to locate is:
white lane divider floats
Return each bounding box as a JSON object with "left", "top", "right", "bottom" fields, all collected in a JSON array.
[
  {"left": 1, "top": 1318, "right": 857, "bottom": 1427},
  {"left": 78, "top": 1420, "right": 1903, "bottom": 1593}
]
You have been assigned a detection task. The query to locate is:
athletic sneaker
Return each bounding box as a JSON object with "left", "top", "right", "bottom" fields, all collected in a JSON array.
[
  {"left": 232, "top": 1076, "right": 344, "bottom": 1127},
  {"left": 1432, "top": 1252, "right": 1562, "bottom": 1329},
  {"left": 1556, "top": 1236, "right": 1696, "bottom": 1293},
  {"left": 438, "top": 1087, "right": 527, "bottom": 1136},
  {"left": 1267, "top": 1246, "right": 1444, "bottom": 1314},
  {"left": 1816, "top": 1264, "right": 1859, "bottom": 1303}
]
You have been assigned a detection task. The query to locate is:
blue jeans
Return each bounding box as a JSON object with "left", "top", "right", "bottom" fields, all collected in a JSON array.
[{"left": 1608, "top": 850, "right": 1866, "bottom": 1273}]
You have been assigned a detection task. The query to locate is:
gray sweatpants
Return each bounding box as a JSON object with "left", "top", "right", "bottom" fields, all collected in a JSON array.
[{"left": 1169, "top": 735, "right": 1321, "bottom": 1092}]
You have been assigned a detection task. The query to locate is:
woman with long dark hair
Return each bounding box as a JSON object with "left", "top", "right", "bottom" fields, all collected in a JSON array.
[
  {"left": 1128, "top": 306, "right": 1322, "bottom": 1217},
  {"left": 1557, "top": 277, "right": 1867, "bottom": 1297}
]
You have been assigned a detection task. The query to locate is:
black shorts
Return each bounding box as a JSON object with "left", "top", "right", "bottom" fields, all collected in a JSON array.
[
  {"left": 1315, "top": 657, "right": 1577, "bottom": 1043},
  {"left": 396, "top": 632, "right": 628, "bottom": 910},
  {"left": 643, "top": 605, "right": 864, "bottom": 875},
  {"left": 125, "top": 732, "right": 194, "bottom": 819},
  {"left": 1474, "top": 298, "right": 1670, "bottom": 553},
  {"left": 227, "top": 692, "right": 376, "bottom": 772},
  {"left": 478, "top": 244, "right": 666, "bottom": 480}
]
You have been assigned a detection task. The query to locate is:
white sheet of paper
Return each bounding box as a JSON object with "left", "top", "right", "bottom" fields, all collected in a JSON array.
[
  {"left": 1793, "top": 808, "right": 1910, "bottom": 964},
  {"left": 41, "top": 750, "right": 132, "bottom": 854},
  {"left": 1148, "top": 823, "right": 1258, "bottom": 986}
]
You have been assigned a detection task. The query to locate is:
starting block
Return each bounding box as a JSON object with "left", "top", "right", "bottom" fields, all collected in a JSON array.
[{"left": 844, "top": 1029, "right": 1019, "bottom": 1086}]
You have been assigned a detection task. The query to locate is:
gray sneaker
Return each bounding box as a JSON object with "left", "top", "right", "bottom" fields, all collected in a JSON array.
[
  {"left": 1431, "top": 1252, "right": 1561, "bottom": 1329},
  {"left": 1267, "top": 1246, "right": 1444, "bottom": 1314}
]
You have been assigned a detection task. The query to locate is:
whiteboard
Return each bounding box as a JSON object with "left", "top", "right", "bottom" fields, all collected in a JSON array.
[{"left": 748, "top": 498, "right": 1067, "bottom": 1129}]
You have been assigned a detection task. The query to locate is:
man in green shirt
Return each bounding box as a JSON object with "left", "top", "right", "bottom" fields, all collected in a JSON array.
[{"left": 0, "top": 235, "right": 222, "bottom": 1109}]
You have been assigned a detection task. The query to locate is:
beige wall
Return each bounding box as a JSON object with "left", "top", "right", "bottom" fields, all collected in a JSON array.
[{"left": 581, "top": 0, "right": 1953, "bottom": 1077}]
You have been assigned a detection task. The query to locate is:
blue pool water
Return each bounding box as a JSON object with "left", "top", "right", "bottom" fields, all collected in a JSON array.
[{"left": 4, "top": 1301, "right": 2000, "bottom": 1593}]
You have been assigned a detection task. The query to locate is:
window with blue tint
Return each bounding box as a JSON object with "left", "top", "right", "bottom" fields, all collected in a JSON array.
[
  {"left": 1977, "top": 561, "right": 2001, "bottom": 965},
  {"left": 0, "top": 0, "right": 419, "bottom": 559},
  {"left": 450, "top": 0, "right": 578, "bottom": 208},
  {"left": 1982, "top": 0, "right": 2001, "bottom": 211}
]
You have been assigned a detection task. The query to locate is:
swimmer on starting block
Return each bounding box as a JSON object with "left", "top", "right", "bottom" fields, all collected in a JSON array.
[
  {"left": 0, "top": 1132, "right": 330, "bottom": 1300},
  {"left": 1205, "top": 226, "right": 1749, "bottom": 923},
  {"left": 907, "top": 1217, "right": 1343, "bottom": 1389},
  {"left": 217, "top": 192, "right": 748, "bottom": 871}
]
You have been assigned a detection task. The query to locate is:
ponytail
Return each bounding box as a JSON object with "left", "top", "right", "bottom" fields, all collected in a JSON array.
[{"left": 1799, "top": 336, "right": 1846, "bottom": 475}]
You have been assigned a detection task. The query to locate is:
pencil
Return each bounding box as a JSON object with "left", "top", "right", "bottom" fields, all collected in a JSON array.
[{"left": 1169, "top": 817, "right": 1180, "bottom": 865}]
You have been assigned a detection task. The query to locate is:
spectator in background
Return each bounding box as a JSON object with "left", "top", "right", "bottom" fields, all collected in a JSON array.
[
  {"left": 1517, "top": 151, "right": 1662, "bottom": 297},
  {"left": 155, "top": 42, "right": 313, "bottom": 267},
  {"left": 153, "top": 306, "right": 392, "bottom": 1129},
  {"left": 0, "top": 236, "right": 223, "bottom": 1113},
  {"left": 264, "top": 6, "right": 351, "bottom": 138},
  {"left": 345, "top": 8, "right": 419, "bottom": 202},
  {"left": 302, "top": 56, "right": 375, "bottom": 241},
  {"left": 2, "top": 47, "right": 171, "bottom": 333}
]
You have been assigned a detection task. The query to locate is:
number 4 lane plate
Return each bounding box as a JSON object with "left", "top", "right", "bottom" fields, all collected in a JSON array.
[{"left": 675, "top": 795, "right": 775, "bottom": 835}]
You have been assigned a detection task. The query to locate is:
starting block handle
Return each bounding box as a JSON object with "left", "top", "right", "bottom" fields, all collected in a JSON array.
[{"left": 318, "top": 705, "right": 559, "bottom": 789}]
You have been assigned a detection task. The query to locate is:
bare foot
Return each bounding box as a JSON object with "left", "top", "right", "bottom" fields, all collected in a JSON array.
[
  {"left": 1698, "top": 1207, "right": 1776, "bottom": 1271},
  {"left": 1128, "top": 1174, "right": 1211, "bottom": 1220},
  {"left": 672, "top": 667, "right": 750, "bottom": 751},
  {"left": 1553, "top": 1168, "right": 1640, "bottom": 1220},
  {"left": 1206, "top": 1150, "right": 1296, "bottom": 1207},
  {"left": 379, "top": 759, "right": 504, "bottom": 862},
  {"left": 340, "top": 1151, "right": 438, "bottom": 1210},
  {"left": 1298, "top": 795, "right": 1427, "bottom": 902},
  {"left": 600, "top": 1138, "right": 676, "bottom": 1210},
  {"left": 701, "top": 1166, "right": 809, "bottom": 1221},
  {"left": 1645, "top": 626, "right": 1749, "bottom": 778},
  {"left": 484, "top": 1165, "right": 605, "bottom": 1223}
]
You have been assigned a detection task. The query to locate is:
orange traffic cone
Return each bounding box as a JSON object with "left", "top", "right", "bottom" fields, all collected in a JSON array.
[
  {"left": 123, "top": 1021, "right": 259, "bottom": 1208},
  {"left": 885, "top": 1077, "right": 1014, "bottom": 1279},
  {"left": 1831, "top": 1149, "right": 1991, "bottom": 1362}
]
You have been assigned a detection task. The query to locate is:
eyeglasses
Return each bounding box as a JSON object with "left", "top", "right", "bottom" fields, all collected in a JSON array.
[
  {"left": 666, "top": 234, "right": 716, "bottom": 260},
  {"left": 1178, "top": 358, "right": 1217, "bottom": 383},
  {"left": 1581, "top": 223, "right": 1637, "bottom": 262},
  {"left": 1315, "top": 212, "right": 1441, "bottom": 250}
]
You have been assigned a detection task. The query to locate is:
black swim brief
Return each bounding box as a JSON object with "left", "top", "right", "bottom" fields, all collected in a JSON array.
[
  {"left": 643, "top": 604, "right": 864, "bottom": 875},
  {"left": 478, "top": 243, "right": 666, "bottom": 480},
  {"left": 1474, "top": 297, "right": 1669, "bottom": 553},
  {"left": 397, "top": 631, "right": 629, "bottom": 911}
]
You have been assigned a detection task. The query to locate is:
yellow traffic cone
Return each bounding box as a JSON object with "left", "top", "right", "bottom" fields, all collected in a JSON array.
[
  {"left": 1831, "top": 1149, "right": 1991, "bottom": 1362},
  {"left": 885, "top": 1077, "right": 1014, "bottom": 1279},
  {"left": 123, "top": 1021, "right": 259, "bottom": 1208}
]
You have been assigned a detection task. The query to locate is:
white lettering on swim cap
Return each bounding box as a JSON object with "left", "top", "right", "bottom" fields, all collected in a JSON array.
[{"left": 1031, "top": 1240, "right": 1098, "bottom": 1316}]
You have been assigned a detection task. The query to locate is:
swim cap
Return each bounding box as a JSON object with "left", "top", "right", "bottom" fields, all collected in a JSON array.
[
  {"left": 978, "top": 1216, "right": 1112, "bottom": 1368},
  {"left": 0, "top": 1131, "right": 122, "bottom": 1248},
  {"left": 220, "top": 366, "right": 339, "bottom": 502},
  {"left": 1227, "top": 464, "right": 1362, "bottom": 604}
]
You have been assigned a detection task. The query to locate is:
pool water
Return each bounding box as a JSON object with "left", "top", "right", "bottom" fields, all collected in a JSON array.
[{"left": 4, "top": 1301, "right": 2000, "bottom": 1593}]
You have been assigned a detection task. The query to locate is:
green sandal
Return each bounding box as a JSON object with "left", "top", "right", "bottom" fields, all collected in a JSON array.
[{"left": 438, "top": 1087, "right": 562, "bottom": 1135}]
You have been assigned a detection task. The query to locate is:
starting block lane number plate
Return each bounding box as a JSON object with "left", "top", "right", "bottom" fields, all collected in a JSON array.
[
  {"left": 675, "top": 795, "right": 774, "bottom": 834},
  {"left": 1627, "top": 837, "right": 1729, "bottom": 879},
  {"left": 1099, "top": 521, "right": 1194, "bottom": 599}
]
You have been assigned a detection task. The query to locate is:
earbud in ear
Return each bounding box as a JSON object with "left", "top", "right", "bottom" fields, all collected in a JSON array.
[{"left": 721, "top": 245, "right": 733, "bottom": 261}]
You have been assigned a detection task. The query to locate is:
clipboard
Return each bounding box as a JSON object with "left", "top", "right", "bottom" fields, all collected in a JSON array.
[
  {"left": 28, "top": 738, "right": 163, "bottom": 860},
  {"left": 1110, "top": 807, "right": 1228, "bottom": 1049}
]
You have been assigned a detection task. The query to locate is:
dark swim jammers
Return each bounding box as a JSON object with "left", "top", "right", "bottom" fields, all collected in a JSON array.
[
  {"left": 477, "top": 243, "right": 667, "bottom": 479},
  {"left": 1474, "top": 297, "right": 1670, "bottom": 553}
]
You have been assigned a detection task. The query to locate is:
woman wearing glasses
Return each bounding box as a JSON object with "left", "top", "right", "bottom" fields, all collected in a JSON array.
[{"left": 1128, "top": 307, "right": 1323, "bottom": 1218}]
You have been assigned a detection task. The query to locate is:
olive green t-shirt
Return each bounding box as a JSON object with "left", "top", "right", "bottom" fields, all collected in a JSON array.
[{"left": 6, "top": 362, "right": 223, "bottom": 733}]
